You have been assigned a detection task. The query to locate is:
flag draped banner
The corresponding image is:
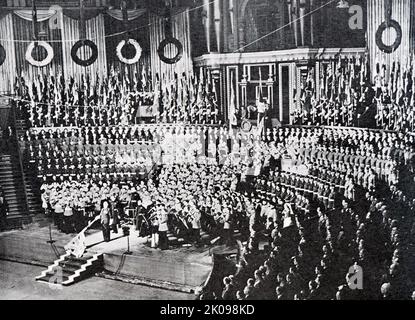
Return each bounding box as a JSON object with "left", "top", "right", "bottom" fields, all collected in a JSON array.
[
  {"left": 229, "top": 73, "right": 237, "bottom": 128},
  {"left": 106, "top": 9, "right": 146, "bottom": 21},
  {"left": 13, "top": 9, "right": 56, "bottom": 22},
  {"left": 367, "top": 0, "right": 413, "bottom": 81},
  {"left": 62, "top": 14, "right": 107, "bottom": 85},
  {"left": 149, "top": 7, "right": 193, "bottom": 86},
  {"left": 12, "top": 12, "right": 63, "bottom": 84},
  {"left": 104, "top": 13, "right": 151, "bottom": 85},
  {"left": 0, "top": 13, "right": 16, "bottom": 94}
]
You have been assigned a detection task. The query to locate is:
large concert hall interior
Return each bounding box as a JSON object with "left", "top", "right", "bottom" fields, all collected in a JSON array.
[{"left": 0, "top": 0, "right": 415, "bottom": 301}]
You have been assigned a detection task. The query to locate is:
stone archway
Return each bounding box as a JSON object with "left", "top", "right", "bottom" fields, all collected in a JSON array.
[{"left": 239, "top": 0, "right": 251, "bottom": 18}]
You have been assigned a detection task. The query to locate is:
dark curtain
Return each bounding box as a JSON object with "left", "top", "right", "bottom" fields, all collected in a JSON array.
[
  {"left": 244, "top": 0, "right": 292, "bottom": 52},
  {"left": 319, "top": 0, "right": 366, "bottom": 48}
]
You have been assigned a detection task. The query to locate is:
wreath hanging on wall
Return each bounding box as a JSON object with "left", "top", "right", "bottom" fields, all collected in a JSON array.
[
  {"left": 375, "top": 20, "right": 402, "bottom": 54},
  {"left": 157, "top": 37, "right": 183, "bottom": 64},
  {"left": 116, "top": 39, "right": 142, "bottom": 65},
  {"left": 0, "top": 44, "right": 5, "bottom": 66},
  {"left": 71, "top": 39, "right": 98, "bottom": 67},
  {"left": 25, "top": 41, "right": 54, "bottom": 67}
]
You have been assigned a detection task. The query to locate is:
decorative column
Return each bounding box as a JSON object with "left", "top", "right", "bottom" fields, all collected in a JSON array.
[
  {"left": 214, "top": 0, "right": 222, "bottom": 52},
  {"left": 32, "top": 0, "right": 38, "bottom": 41},
  {"left": 211, "top": 68, "right": 224, "bottom": 119},
  {"left": 299, "top": 0, "right": 307, "bottom": 47},
  {"left": 240, "top": 70, "right": 248, "bottom": 107},
  {"left": 202, "top": 0, "right": 211, "bottom": 52},
  {"left": 315, "top": 61, "right": 321, "bottom": 100},
  {"left": 292, "top": 0, "right": 299, "bottom": 47},
  {"left": 292, "top": 63, "right": 300, "bottom": 124},
  {"left": 266, "top": 65, "right": 275, "bottom": 109},
  {"left": 310, "top": 0, "right": 315, "bottom": 46},
  {"left": 222, "top": 0, "right": 229, "bottom": 51},
  {"left": 237, "top": 17, "right": 246, "bottom": 51},
  {"left": 229, "top": 0, "right": 235, "bottom": 35},
  {"left": 79, "top": 0, "right": 86, "bottom": 40}
]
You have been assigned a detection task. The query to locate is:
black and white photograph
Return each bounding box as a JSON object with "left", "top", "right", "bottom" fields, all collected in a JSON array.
[{"left": 0, "top": 0, "right": 415, "bottom": 304}]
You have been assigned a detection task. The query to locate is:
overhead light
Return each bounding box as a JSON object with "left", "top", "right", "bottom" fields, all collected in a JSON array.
[{"left": 336, "top": 0, "right": 350, "bottom": 9}]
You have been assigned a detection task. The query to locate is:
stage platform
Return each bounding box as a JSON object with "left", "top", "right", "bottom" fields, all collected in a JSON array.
[
  {"left": 0, "top": 216, "right": 218, "bottom": 293},
  {"left": 83, "top": 227, "right": 213, "bottom": 292},
  {"left": 0, "top": 216, "right": 71, "bottom": 266}
]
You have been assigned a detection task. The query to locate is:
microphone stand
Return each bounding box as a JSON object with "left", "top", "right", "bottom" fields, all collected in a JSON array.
[
  {"left": 47, "top": 218, "right": 56, "bottom": 244},
  {"left": 124, "top": 235, "right": 132, "bottom": 255}
]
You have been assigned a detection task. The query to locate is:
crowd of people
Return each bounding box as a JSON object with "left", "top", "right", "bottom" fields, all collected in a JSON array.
[
  {"left": 156, "top": 71, "right": 222, "bottom": 125},
  {"left": 39, "top": 161, "right": 259, "bottom": 247},
  {"left": 40, "top": 179, "right": 145, "bottom": 235},
  {"left": 291, "top": 56, "right": 371, "bottom": 127},
  {"left": 200, "top": 183, "right": 415, "bottom": 300},
  {"left": 21, "top": 126, "right": 162, "bottom": 182},
  {"left": 20, "top": 124, "right": 278, "bottom": 182},
  {"left": 4, "top": 52, "right": 415, "bottom": 300},
  {"left": 12, "top": 67, "right": 222, "bottom": 127},
  {"left": 373, "top": 61, "right": 415, "bottom": 133},
  {"left": 291, "top": 56, "right": 415, "bottom": 135},
  {"left": 195, "top": 124, "right": 415, "bottom": 300},
  {"left": 8, "top": 111, "right": 415, "bottom": 300},
  {"left": 14, "top": 70, "right": 142, "bottom": 127},
  {"left": 10, "top": 54, "right": 415, "bottom": 132},
  {"left": 32, "top": 120, "right": 415, "bottom": 299},
  {"left": 267, "top": 126, "right": 414, "bottom": 188}
]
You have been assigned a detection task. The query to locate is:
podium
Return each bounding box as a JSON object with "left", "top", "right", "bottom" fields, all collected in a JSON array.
[{"left": 136, "top": 105, "right": 157, "bottom": 118}]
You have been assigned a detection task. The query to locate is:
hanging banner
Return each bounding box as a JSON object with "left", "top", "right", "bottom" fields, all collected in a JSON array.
[
  {"left": 31, "top": 0, "right": 38, "bottom": 40},
  {"left": 107, "top": 9, "right": 146, "bottom": 21},
  {"left": 121, "top": 0, "right": 129, "bottom": 34},
  {"left": 79, "top": 0, "right": 86, "bottom": 40},
  {"left": 375, "top": 0, "right": 402, "bottom": 53},
  {"left": 48, "top": 5, "right": 63, "bottom": 30},
  {"left": 14, "top": 9, "right": 56, "bottom": 22}
]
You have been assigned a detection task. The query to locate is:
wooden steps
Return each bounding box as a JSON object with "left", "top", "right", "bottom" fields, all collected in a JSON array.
[
  {"left": 0, "top": 153, "right": 29, "bottom": 221},
  {"left": 36, "top": 252, "right": 103, "bottom": 286},
  {"left": 23, "top": 174, "right": 42, "bottom": 215},
  {"left": 15, "top": 118, "right": 42, "bottom": 216}
]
